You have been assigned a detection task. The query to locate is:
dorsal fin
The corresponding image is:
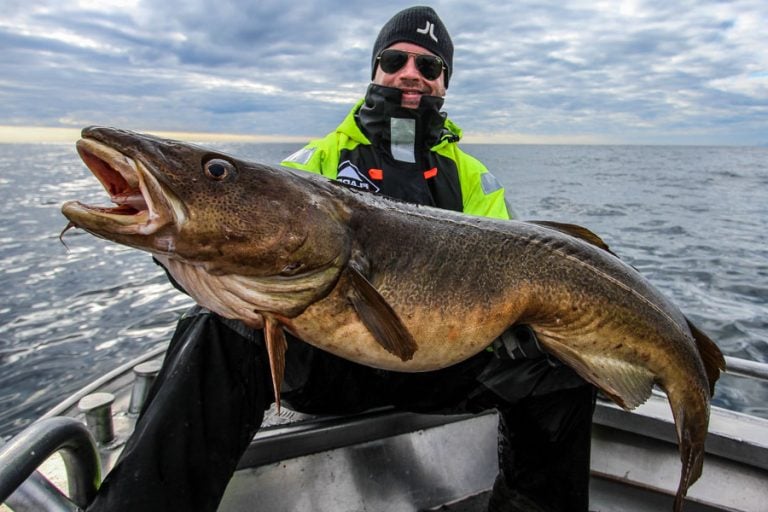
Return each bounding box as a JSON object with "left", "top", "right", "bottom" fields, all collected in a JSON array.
[
  {"left": 685, "top": 318, "right": 726, "bottom": 396},
  {"left": 347, "top": 264, "right": 417, "bottom": 362},
  {"left": 528, "top": 220, "right": 618, "bottom": 257}
]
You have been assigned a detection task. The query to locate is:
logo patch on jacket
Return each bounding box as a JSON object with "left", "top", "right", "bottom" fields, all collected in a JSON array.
[{"left": 336, "top": 160, "right": 380, "bottom": 192}]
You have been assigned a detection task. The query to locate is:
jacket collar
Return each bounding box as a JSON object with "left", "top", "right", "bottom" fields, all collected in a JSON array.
[{"left": 337, "top": 84, "right": 462, "bottom": 150}]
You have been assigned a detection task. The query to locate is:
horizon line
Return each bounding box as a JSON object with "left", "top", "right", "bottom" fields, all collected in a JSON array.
[{"left": 0, "top": 125, "right": 756, "bottom": 147}]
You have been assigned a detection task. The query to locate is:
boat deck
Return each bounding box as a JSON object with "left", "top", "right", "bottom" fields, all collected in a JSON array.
[{"left": 2, "top": 348, "right": 767, "bottom": 512}]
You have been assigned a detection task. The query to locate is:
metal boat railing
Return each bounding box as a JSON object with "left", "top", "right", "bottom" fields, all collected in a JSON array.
[
  {"left": 724, "top": 355, "right": 768, "bottom": 382},
  {"left": 0, "top": 417, "right": 100, "bottom": 511}
]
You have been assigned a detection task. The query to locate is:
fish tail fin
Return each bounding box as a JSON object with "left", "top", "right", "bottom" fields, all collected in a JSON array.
[
  {"left": 668, "top": 385, "right": 709, "bottom": 512},
  {"left": 685, "top": 318, "right": 726, "bottom": 396}
]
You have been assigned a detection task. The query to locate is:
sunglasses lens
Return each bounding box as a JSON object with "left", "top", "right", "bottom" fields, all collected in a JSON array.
[
  {"left": 416, "top": 55, "right": 443, "bottom": 80},
  {"left": 379, "top": 50, "right": 409, "bottom": 74},
  {"left": 378, "top": 50, "right": 443, "bottom": 80}
]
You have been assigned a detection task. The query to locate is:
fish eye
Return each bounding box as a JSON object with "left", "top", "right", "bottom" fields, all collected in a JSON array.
[{"left": 204, "top": 158, "right": 235, "bottom": 180}]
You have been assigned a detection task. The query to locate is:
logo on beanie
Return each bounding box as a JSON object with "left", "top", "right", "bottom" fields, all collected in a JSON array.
[{"left": 416, "top": 20, "right": 438, "bottom": 42}]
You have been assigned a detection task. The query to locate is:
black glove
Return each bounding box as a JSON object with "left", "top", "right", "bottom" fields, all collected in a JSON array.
[{"left": 492, "top": 325, "right": 550, "bottom": 361}]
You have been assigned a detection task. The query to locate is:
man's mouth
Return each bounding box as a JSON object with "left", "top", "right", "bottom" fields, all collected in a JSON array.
[{"left": 400, "top": 89, "right": 427, "bottom": 108}]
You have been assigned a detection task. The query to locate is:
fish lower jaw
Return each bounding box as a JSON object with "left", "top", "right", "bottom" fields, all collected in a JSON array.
[{"left": 62, "top": 201, "right": 171, "bottom": 236}]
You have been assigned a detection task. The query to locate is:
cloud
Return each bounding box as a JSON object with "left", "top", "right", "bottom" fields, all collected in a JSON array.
[{"left": 0, "top": 0, "right": 766, "bottom": 145}]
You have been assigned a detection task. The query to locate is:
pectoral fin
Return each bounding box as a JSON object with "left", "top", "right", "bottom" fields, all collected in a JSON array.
[
  {"left": 264, "top": 315, "right": 288, "bottom": 413},
  {"left": 347, "top": 265, "right": 417, "bottom": 362}
]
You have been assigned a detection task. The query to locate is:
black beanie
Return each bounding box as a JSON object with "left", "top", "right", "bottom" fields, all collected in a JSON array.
[{"left": 371, "top": 6, "right": 454, "bottom": 88}]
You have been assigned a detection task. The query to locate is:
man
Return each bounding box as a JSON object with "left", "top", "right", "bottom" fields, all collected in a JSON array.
[
  {"left": 88, "top": 7, "right": 594, "bottom": 512},
  {"left": 281, "top": 8, "right": 507, "bottom": 220}
]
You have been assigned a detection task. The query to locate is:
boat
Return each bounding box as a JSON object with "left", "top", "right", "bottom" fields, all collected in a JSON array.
[{"left": 1, "top": 347, "right": 766, "bottom": 512}]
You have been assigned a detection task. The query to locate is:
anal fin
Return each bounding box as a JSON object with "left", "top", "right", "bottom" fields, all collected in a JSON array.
[{"left": 536, "top": 332, "right": 655, "bottom": 410}]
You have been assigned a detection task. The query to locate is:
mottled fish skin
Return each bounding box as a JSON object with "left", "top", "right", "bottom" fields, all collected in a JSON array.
[{"left": 62, "top": 127, "right": 724, "bottom": 511}]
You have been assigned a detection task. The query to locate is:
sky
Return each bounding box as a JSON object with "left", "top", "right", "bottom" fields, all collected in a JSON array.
[{"left": 0, "top": 0, "right": 766, "bottom": 145}]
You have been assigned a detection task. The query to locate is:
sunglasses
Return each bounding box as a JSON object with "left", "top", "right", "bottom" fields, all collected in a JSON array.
[{"left": 376, "top": 49, "right": 445, "bottom": 81}]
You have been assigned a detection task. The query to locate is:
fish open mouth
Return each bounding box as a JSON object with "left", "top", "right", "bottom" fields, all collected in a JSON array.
[{"left": 63, "top": 138, "right": 179, "bottom": 236}]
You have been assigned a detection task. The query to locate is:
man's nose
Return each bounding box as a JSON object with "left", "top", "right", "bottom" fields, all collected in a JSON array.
[{"left": 398, "top": 55, "right": 422, "bottom": 79}]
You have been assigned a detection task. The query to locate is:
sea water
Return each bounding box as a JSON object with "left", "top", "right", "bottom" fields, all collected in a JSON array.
[{"left": 1, "top": 141, "right": 766, "bottom": 438}]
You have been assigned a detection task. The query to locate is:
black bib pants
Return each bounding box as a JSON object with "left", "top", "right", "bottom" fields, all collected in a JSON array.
[{"left": 88, "top": 308, "right": 594, "bottom": 512}]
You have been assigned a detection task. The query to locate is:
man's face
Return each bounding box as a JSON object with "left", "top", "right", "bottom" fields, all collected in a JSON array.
[{"left": 373, "top": 42, "right": 447, "bottom": 109}]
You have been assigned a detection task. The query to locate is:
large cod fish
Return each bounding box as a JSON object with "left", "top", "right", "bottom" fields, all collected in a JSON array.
[{"left": 62, "top": 127, "right": 724, "bottom": 511}]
